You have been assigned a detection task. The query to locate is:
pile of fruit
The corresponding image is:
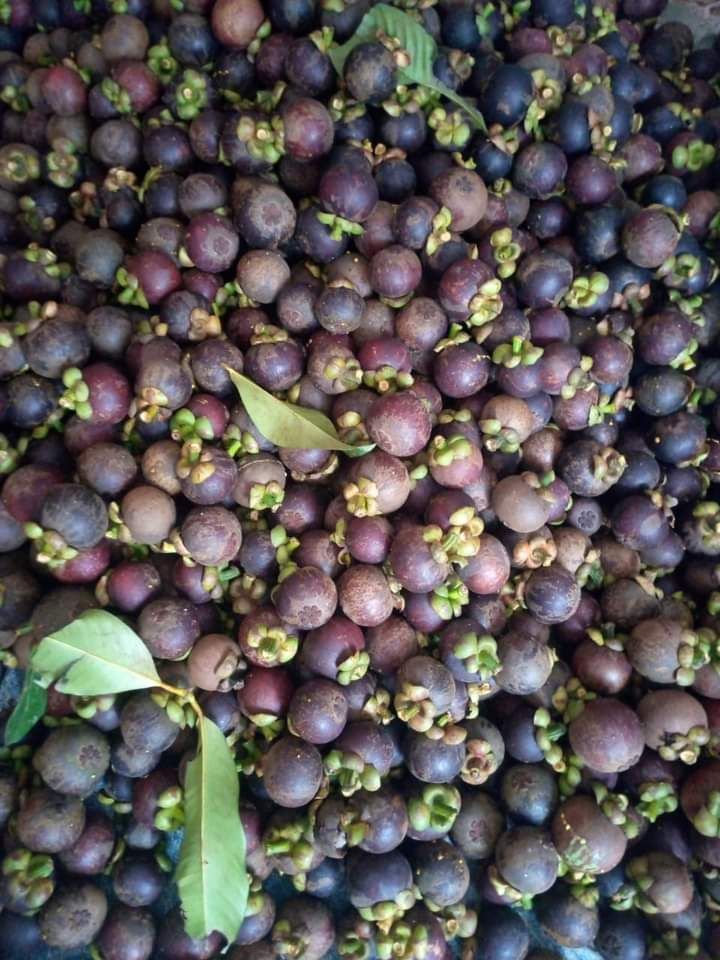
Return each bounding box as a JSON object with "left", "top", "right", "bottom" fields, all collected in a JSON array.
[{"left": 1, "top": 0, "right": 720, "bottom": 956}]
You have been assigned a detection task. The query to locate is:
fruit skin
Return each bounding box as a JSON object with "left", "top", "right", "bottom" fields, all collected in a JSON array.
[
  {"left": 430, "top": 168, "right": 488, "bottom": 232},
  {"left": 572, "top": 640, "right": 632, "bottom": 696},
  {"left": 120, "top": 691, "right": 180, "bottom": 754},
  {"left": 155, "top": 907, "right": 224, "bottom": 959},
  {"left": 137, "top": 597, "right": 200, "bottom": 660},
  {"left": 33, "top": 723, "right": 110, "bottom": 797},
  {"left": 622, "top": 208, "right": 680, "bottom": 268},
  {"left": 626, "top": 616, "right": 694, "bottom": 684},
  {"left": 288, "top": 679, "right": 348, "bottom": 744},
  {"left": 344, "top": 42, "right": 396, "bottom": 106},
  {"left": 501, "top": 763, "right": 558, "bottom": 827},
  {"left": 15, "top": 788, "right": 86, "bottom": 854},
  {"left": 680, "top": 760, "right": 720, "bottom": 836},
  {"left": 595, "top": 911, "right": 647, "bottom": 960},
  {"left": 524, "top": 564, "right": 581, "bottom": 625},
  {"left": 337, "top": 563, "right": 394, "bottom": 628},
  {"left": 272, "top": 896, "right": 335, "bottom": 960},
  {"left": 58, "top": 813, "right": 115, "bottom": 876},
  {"left": 40, "top": 483, "right": 109, "bottom": 549},
  {"left": 475, "top": 906, "right": 530, "bottom": 960},
  {"left": 538, "top": 888, "right": 599, "bottom": 948},
  {"left": 262, "top": 736, "right": 324, "bottom": 808},
  {"left": 494, "top": 825, "right": 559, "bottom": 895},
  {"left": 492, "top": 475, "right": 551, "bottom": 533},
  {"left": 39, "top": 882, "right": 108, "bottom": 949},
  {"left": 637, "top": 689, "right": 708, "bottom": 760},
  {"left": 389, "top": 525, "right": 451, "bottom": 594},
  {"left": 568, "top": 698, "right": 644, "bottom": 774},
  {"left": 95, "top": 905, "right": 156, "bottom": 960},
  {"left": 273, "top": 566, "right": 338, "bottom": 629},
  {"left": 211, "top": 0, "right": 265, "bottom": 49},
  {"left": 551, "top": 795, "right": 627, "bottom": 875},
  {"left": 496, "top": 631, "right": 554, "bottom": 696},
  {"left": 624, "top": 851, "right": 693, "bottom": 914},
  {"left": 347, "top": 849, "right": 414, "bottom": 910},
  {"left": 120, "top": 486, "right": 176, "bottom": 545},
  {"left": 187, "top": 633, "right": 244, "bottom": 692},
  {"left": 366, "top": 393, "right": 432, "bottom": 459},
  {"left": 112, "top": 856, "right": 165, "bottom": 908}
]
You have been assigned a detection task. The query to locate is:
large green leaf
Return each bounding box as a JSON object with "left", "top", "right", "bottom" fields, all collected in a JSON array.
[
  {"left": 31, "top": 609, "right": 161, "bottom": 696},
  {"left": 4, "top": 670, "right": 47, "bottom": 745},
  {"left": 329, "top": 4, "right": 486, "bottom": 131},
  {"left": 226, "top": 367, "right": 374, "bottom": 454},
  {"left": 176, "top": 716, "right": 248, "bottom": 942}
]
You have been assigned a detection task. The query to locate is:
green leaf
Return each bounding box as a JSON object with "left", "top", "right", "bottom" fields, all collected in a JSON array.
[
  {"left": 176, "top": 716, "right": 248, "bottom": 942},
  {"left": 329, "top": 3, "right": 486, "bottom": 132},
  {"left": 30, "top": 609, "right": 161, "bottom": 696},
  {"left": 226, "top": 367, "right": 374, "bottom": 455},
  {"left": 4, "top": 671, "right": 47, "bottom": 745}
]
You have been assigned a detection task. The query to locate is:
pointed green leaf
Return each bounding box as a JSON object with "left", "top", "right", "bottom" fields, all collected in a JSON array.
[
  {"left": 4, "top": 671, "right": 47, "bottom": 745},
  {"left": 329, "top": 4, "right": 486, "bottom": 131},
  {"left": 30, "top": 610, "right": 161, "bottom": 696},
  {"left": 176, "top": 716, "right": 248, "bottom": 942},
  {"left": 226, "top": 367, "right": 374, "bottom": 454}
]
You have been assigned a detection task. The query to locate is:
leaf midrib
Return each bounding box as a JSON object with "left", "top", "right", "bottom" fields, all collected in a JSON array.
[
  {"left": 199, "top": 721, "right": 210, "bottom": 931},
  {"left": 38, "top": 634, "right": 160, "bottom": 696},
  {"left": 40, "top": 634, "right": 159, "bottom": 685}
]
